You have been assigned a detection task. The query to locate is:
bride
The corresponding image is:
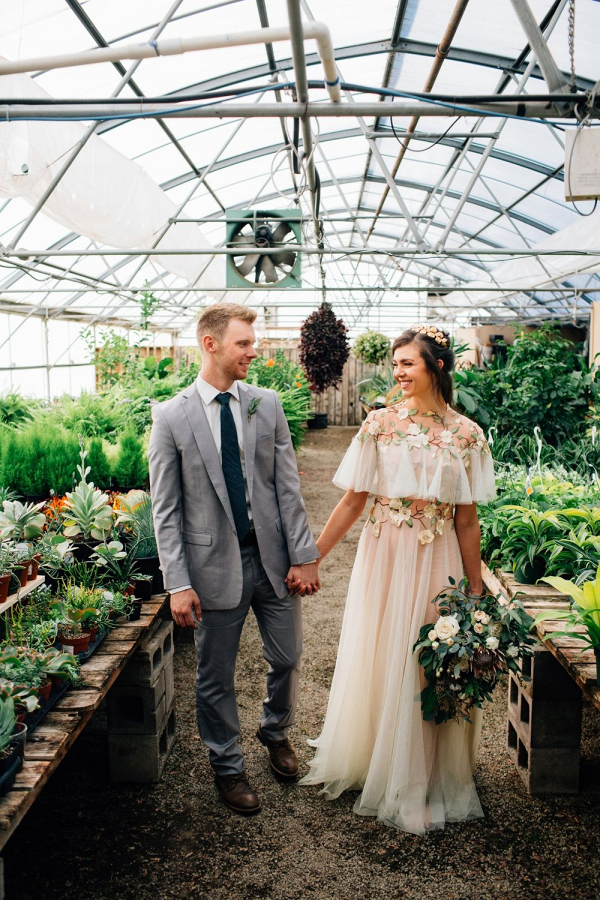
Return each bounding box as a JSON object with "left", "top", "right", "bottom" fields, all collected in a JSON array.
[{"left": 300, "top": 326, "right": 496, "bottom": 834}]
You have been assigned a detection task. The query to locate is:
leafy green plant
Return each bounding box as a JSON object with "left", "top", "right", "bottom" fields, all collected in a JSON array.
[
  {"left": 115, "top": 491, "right": 157, "bottom": 558},
  {"left": 299, "top": 302, "right": 349, "bottom": 395},
  {"left": 0, "top": 421, "right": 80, "bottom": 497},
  {"left": 353, "top": 331, "right": 390, "bottom": 365},
  {"left": 534, "top": 564, "right": 600, "bottom": 652},
  {"left": 137, "top": 287, "right": 163, "bottom": 331},
  {"left": 84, "top": 328, "right": 142, "bottom": 391},
  {"left": 490, "top": 506, "right": 563, "bottom": 581},
  {"left": 50, "top": 599, "right": 99, "bottom": 636},
  {"left": 246, "top": 352, "right": 312, "bottom": 450},
  {"left": 91, "top": 539, "right": 142, "bottom": 592},
  {"left": 53, "top": 392, "right": 119, "bottom": 440},
  {"left": 0, "top": 393, "right": 41, "bottom": 429}
]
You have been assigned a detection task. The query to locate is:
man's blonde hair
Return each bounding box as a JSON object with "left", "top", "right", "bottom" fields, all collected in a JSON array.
[{"left": 196, "top": 303, "right": 257, "bottom": 344}]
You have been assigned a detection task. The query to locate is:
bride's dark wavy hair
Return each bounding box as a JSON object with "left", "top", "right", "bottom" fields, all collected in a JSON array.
[{"left": 392, "top": 327, "right": 455, "bottom": 405}]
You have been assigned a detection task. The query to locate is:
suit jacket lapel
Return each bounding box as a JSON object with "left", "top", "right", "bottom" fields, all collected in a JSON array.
[
  {"left": 181, "top": 386, "right": 236, "bottom": 531},
  {"left": 240, "top": 386, "right": 256, "bottom": 499}
]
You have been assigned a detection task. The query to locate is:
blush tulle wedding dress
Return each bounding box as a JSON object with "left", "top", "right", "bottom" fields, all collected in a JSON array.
[{"left": 300, "top": 403, "right": 496, "bottom": 834}]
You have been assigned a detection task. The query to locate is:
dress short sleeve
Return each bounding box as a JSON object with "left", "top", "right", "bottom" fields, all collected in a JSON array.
[
  {"left": 332, "top": 412, "right": 378, "bottom": 493},
  {"left": 461, "top": 425, "right": 496, "bottom": 503}
]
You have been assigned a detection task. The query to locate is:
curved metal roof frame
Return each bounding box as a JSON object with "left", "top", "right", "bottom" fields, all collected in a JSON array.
[{"left": 0, "top": 0, "right": 599, "bottom": 360}]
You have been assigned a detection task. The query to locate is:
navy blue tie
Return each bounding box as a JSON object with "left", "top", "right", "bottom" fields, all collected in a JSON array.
[{"left": 215, "top": 392, "right": 250, "bottom": 542}]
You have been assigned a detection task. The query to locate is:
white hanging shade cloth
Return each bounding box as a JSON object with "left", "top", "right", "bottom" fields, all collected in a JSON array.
[
  {"left": 443, "top": 208, "right": 600, "bottom": 309},
  {"left": 0, "top": 66, "right": 223, "bottom": 288}
]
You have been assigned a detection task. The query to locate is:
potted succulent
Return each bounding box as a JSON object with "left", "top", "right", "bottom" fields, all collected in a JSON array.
[
  {"left": 50, "top": 599, "right": 99, "bottom": 655},
  {"left": 36, "top": 533, "right": 73, "bottom": 592},
  {"left": 534, "top": 564, "right": 600, "bottom": 684},
  {"left": 115, "top": 490, "right": 162, "bottom": 593},
  {"left": 0, "top": 500, "right": 46, "bottom": 543},
  {"left": 91, "top": 539, "right": 151, "bottom": 612},
  {"left": 0, "top": 676, "right": 39, "bottom": 722},
  {"left": 61, "top": 443, "right": 114, "bottom": 560}
]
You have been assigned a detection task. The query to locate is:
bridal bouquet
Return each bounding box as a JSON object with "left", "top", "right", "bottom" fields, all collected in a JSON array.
[{"left": 413, "top": 578, "right": 536, "bottom": 724}]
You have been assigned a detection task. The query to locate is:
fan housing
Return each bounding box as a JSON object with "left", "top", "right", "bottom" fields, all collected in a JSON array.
[{"left": 226, "top": 210, "right": 302, "bottom": 289}]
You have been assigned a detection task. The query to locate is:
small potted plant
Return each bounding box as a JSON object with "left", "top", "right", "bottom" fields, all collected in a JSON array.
[
  {"left": 0, "top": 697, "right": 22, "bottom": 796},
  {"left": 0, "top": 499, "right": 46, "bottom": 543},
  {"left": 534, "top": 564, "right": 600, "bottom": 684},
  {"left": 50, "top": 599, "right": 99, "bottom": 656},
  {"left": 91, "top": 539, "right": 151, "bottom": 609},
  {"left": 0, "top": 546, "right": 18, "bottom": 603}
]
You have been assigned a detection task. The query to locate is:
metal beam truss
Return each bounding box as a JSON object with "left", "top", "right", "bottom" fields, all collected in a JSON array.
[{"left": 0, "top": 0, "right": 597, "bottom": 383}]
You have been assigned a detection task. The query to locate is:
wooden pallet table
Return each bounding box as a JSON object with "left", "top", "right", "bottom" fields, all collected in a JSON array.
[
  {"left": 0, "top": 595, "right": 169, "bottom": 864},
  {"left": 482, "top": 562, "right": 600, "bottom": 711}
]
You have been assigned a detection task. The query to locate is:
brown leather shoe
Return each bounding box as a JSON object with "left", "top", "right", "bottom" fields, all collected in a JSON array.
[
  {"left": 213, "top": 771, "right": 261, "bottom": 814},
  {"left": 256, "top": 726, "right": 299, "bottom": 778}
]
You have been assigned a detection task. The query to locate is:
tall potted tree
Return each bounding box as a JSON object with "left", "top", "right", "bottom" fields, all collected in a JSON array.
[{"left": 299, "top": 302, "right": 349, "bottom": 429}]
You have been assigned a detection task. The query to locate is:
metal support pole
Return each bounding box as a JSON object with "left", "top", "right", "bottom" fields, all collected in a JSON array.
[
  {"left": 367, "top": 0, "right": 471, "bottom": 238},
  {"left": 508, "top": 0, "right": 570, "bottom": 93}
]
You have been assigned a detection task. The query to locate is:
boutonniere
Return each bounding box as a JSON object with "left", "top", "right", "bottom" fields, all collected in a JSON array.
[{"left": 247, "top": 397, "right": 261, "bottom": 423}]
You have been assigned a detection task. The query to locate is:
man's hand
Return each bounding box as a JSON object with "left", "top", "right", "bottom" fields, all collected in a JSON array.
[
  {"left": 285, "top": 562, "right": 321, "bottom": 597},
  {"left": 170, "top": 588, "right": 202, "bottom": 628}
]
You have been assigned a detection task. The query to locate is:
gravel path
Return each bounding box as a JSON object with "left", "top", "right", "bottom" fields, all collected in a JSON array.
[{"left": 8, "top": 427, "right": 600, "bottom": 899}]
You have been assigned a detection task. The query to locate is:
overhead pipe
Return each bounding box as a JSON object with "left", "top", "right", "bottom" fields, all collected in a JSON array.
[
  {"left": 0, "top": 23, "right": 341, "bottom": 103},
  {"left": 508, "top": 0, "right": 570, "bottom": 94},
  {"left": 0, "top": 100, "right": 579, "bottom": 119},
  {"left": 367, "top": 0, "right": 471, "bottom": 239}
]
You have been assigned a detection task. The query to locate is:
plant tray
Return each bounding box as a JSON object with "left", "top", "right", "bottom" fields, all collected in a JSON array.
[
  {"left": 24, "top": 678, "right": 71, "bottom": 734},
  {"left": 77, "top": 626, "right": 109, "bottom": 660}
]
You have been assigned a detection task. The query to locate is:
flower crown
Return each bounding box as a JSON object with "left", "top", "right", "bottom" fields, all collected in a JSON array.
[{"left": 411, "top": 325, "right": 448, "bottom": 346}]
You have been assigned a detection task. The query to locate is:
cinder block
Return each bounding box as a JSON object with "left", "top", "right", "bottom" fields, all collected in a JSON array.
[
  {"left": 519, "top": 643, "right": 581, "bottom": 702},
  {"left": 107, "top": 670, "right": 166, "bottom": 734},
  {"left": 109, "top": 702, "right": 176, "bottom": 783},
  {"left": 509, "top": 674, "right": 582, "bottom": 749},
  {"left": 507, "top": 721, "right": 579, "bottom": 794},
  {"left": 120, "top": 621, "right": 174, "bottom": 687},
  {"left": 164, "top": 659, "right": 174, "bottom": 708}
]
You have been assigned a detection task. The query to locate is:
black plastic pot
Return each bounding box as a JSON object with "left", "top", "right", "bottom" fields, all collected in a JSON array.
[
  {"left": 132, "top": 578, "right": 153, "bottom": 604},
  {"left": 307, "top": 412, "right": 328, "bottom": 430},
  {"left": 514, "top": 556, "right": 546, "bottom": 585},
  {"left": 0, "top": 744, "right": 22, "bottom": 797},
  {"left": 71, "top": 540, "right": 100, "bottom": 562},
  {"left": 128, "top": 598, "right": 143, "bottom": 621},
  {"left": 595, "top": 648, "right": 600, "bottom": 686},
  {"left": 135, "top": 556, "right": 163, "bottom": 594}
]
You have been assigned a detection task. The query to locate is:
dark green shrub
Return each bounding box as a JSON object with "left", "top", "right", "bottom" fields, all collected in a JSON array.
[
  {"left": 113, "top": 429, "right": 149, "bottom": 491},
  {"left": 86, "top": 438, "right": 112, "bottom": 489},
  {"left": 0, "top": 422, "right": 80, "bottom": 497}
]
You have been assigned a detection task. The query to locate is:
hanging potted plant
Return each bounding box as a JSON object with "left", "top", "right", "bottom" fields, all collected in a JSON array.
[
  {"left": 353, "top": 331, "right": 391, "bottom": 366},
  {"left": 534, "top": 564, "right": 600, "bottom": 684},
  {"left": 299, "top": 302, "right": 349, "bottom": 429}
]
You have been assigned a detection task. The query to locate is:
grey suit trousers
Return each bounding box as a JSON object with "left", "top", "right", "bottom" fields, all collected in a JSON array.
[{"left": 194, "top": 543, "right": 303, "bottom": 774}]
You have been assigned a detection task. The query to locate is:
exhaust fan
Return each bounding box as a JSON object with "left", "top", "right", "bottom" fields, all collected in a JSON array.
[{"left": 226, "top": 210, "right": 301, "bottom": 289}]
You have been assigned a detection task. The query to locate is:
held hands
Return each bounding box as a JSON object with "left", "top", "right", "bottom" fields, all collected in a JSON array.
[
  {"left": 285, "top": 562, "right": 321, "bottom": 597},
  {"left": 170, "top": 588, "right": 202, "bottom": 628}
]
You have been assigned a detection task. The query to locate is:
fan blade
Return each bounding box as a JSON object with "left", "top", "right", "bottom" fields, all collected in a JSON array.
[
  {"left": 261, "top": 255, "right": 279, "bottom": 283},
  {"left": 272, "top": 247, "right": 296, "bottom": 268},
  {"left": 232, "top": 232, "right": 255, "bottom": 246},
  {"left": 237, "top": 253, "right": 260, "bottom": 276},
  {"left": 272, "top": 221, "right": 292, "bottom": 242}
]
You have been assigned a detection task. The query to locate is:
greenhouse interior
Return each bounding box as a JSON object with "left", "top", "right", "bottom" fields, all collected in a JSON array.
[{"left": 1, "top": 1, "right": 600, "bottom": 898}]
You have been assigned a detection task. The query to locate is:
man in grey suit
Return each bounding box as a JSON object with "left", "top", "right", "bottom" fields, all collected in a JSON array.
[{"left": 148, "top": 302, "right": 320, "bottom": 814}]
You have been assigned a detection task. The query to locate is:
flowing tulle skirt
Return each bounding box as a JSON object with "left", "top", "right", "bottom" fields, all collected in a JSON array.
[{"left": 300, "top": 520, "right": 483, "bottom": 835}]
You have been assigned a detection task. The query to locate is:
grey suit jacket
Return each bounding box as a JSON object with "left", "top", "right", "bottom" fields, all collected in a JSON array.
[{"left": 147, "top": 381, "right": 318, "bottom": 610}]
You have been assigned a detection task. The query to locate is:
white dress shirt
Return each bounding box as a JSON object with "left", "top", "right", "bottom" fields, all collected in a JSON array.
[{"left": 170, "top": 374, "right": 252, "bottom": 595}]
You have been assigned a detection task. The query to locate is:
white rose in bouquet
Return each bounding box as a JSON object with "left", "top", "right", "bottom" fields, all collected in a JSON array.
[
  {"left": 506, "top": 645, "right": 519, "bottom": 658},
  {"left": 432, "top": 641, "right": 439, "bottom": 649},
  {"left": 473, "top": 622, "right": 484, "bottom": 634},
  {"left": 428, "top": 630, "right": 437, "bottom": 641},
  {"left": 485, "top": 636, "right": 500, "bottom": 651},
  {"left": 434, "top": 615, "right": 460, "bottom": 641}
]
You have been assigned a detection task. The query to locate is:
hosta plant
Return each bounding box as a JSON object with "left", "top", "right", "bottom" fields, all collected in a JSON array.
[{"left": 0, "top": 500, "right": 46, "bottom": 542}]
